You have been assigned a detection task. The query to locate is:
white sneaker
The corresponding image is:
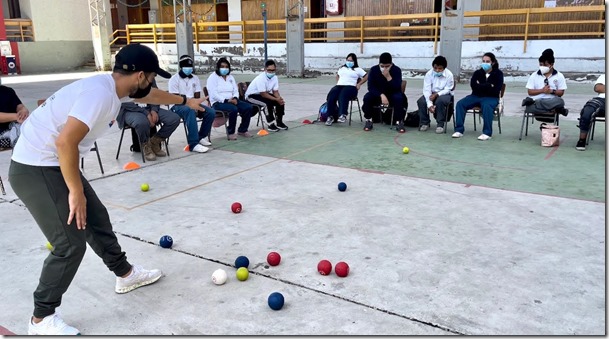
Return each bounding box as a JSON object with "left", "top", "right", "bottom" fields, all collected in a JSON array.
[
  {"left": 435, "top": 127, "right": 445, "bottom": 134},
  {"left": 452, "top": 132, "right": 463, "bottom": 138},
  {"left": 190, "top": 144, "right": 209, "bottom": 153},
  {"left": 199, "top": 138, "right": 212, "bottom": 147},
  {"left": 28, "top": 312, "right": 80, "bottom": 335},
  {"left": 115, "top": 264, "right": 163, "bottom": 294},
  {"left": 337, "top": 115, "right": 347, "bottom": 123},
  {"left": 477, "top": 134, "right": 492, "bottom": 141},
  {"left": 419, "top": 125, "right": 429, "bottom": 132}
]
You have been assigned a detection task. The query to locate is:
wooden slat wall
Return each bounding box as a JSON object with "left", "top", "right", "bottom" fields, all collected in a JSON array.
[
  {"left": 345, "top": 0, "right": 434, "bottom": 40},
  {"left": 480, "top": 0, "right": 604, "bottom": 40},
  {"left": 240, "top": 0, "right": 309, "bottom": 41}
]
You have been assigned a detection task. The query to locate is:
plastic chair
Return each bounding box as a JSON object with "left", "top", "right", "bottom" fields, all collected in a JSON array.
[
  {"left": 348, "top": 97, "right": 363, "bottom": 126},
  {"left": 116, "top": 124, "right": 169, "bottom": 163}
]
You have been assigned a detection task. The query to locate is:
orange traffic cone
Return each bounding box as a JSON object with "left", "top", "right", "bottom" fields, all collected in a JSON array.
[
  {"left": 257, "top": 129, "right": 269, "bottom": 136},
  {"left": 302, "top": 119, "right": 312, "bottom": 124},
  {"left": 184, "top": 145, "right": 190, "bottom": 152},
  {"left": 123, "top": 162, "right": 141, "bottom": 171}
]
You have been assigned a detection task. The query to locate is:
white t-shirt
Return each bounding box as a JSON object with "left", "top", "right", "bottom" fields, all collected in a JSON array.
[
  {"left": 244, "top": 72, "right": 279, "bottom": 98},
  {"left": 525, "top": 70, "right": 567, "bottom": 100},
  {"left": 12, "top": 74, "right": 124, "bottom": 166},
  {"left": 206, "top": 72, "right": 239, "bottom": 105},
  {"left": 336, "top": 66, "right": 366, "bottom": 87},
  {"left": 595, "top": 74, "right": 605, "bottom": 99}
]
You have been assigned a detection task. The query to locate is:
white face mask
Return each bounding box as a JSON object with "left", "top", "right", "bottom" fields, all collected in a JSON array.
[{"left": 539, "top": 66, "right": 551, "bottom": 74}]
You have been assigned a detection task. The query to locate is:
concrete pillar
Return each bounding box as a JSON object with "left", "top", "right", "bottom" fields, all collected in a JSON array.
[
  {"left": 439, "top": 0, "right": 464, "bottom": 82},
  {"left": 462, "top": 0, "right": 481, "bottom": 41},
  {"left": 117, "top": 0, "right": 128, "bottom": 29},
  {"left": 227, "top": 0, "right": 242, "bottom": 44},
  {"left": 89, "top": 0, "right": 113, "bottom": 71},
  {"left": 148, "top": 0, "right": 159, "bottom": 24}
]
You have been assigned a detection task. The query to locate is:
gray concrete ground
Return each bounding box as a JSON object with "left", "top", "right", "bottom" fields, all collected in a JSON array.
[{"left": 0, "top": 72, "right": 605, "bottom": 335}]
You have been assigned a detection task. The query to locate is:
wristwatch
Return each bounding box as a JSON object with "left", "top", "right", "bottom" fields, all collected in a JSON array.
[
  {"left": 180, "top": 94, "right": 187, "bottom": 105},
  {"left": 551, "top": 89, "right": 556, "bottom": 95}
]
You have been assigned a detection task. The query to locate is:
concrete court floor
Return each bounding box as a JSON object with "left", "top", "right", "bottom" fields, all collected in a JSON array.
[{"left": 0, "top": 72, "right": 605, "bottom": 335}]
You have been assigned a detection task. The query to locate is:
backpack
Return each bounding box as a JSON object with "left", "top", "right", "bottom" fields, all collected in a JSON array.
[
  {"left": 404, "top": 111, "right": 420, "bottom": 127},
  {"left": 318, "top": 102, "right": 329, "bottom": 122}
]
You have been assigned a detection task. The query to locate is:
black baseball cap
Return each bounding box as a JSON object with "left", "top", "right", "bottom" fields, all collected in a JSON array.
[{"left": 114, "top": 43, "right": 171, "bottom": 79}]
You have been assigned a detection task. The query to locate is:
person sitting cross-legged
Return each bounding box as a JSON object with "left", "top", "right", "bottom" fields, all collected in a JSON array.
[
  {"left": 244, "top": 59, "right": 288, "bottom": 132},
  {"left": 417, "top": 55, "right": 454, "bottom": 134},
  {"left": 168, "top": 54, "right": 216, "bottom": 153},
  {"left": 576, "top": 74, "right": 605, "bottom": 151}
]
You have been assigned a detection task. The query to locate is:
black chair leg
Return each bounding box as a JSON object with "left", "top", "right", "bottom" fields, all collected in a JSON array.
[
  {"left": 93, "top": 142, "right": 104, "bottom": 174},
  {"left": 519, "top": 112, "right": 528, "bottom": 140},
  {"left": 0, "top": 175, "right": 5, "bottom": 195},
  {"left": 116, "top": 127, "right": 126, "bottom": 160}
]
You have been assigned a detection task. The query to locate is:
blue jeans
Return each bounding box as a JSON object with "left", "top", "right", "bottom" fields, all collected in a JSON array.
[
  {"left": 212, "top": 100, "right": 253, "bottom": 135},
  {"left": 454, "top": 95, "right": 499, "bottom": 136},
  {"left": 326, "top": 85, "right": 358, "bottom": 120},
  {"left": 171, "top": 104, "right": 215, "bottom": 151}
]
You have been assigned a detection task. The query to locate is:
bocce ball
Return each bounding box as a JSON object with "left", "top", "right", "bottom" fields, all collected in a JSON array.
[
  {"left": 211, "top": 269, "right": 228, "bottom": 285},
  {"left": 159, "top": 235, "right": 173, "bottom": 248},
  {"left": 235, "top": 256, "right": 250, "bottom": 269},
  {"left": 231, "top": 202, "right": 242, "bottom": 213},
  {"left": 268, "top": 292, "right": 285, "bottom": 310},
  {"left": 335, "top": 261, "right": 350, "bottom": 277},
  {"left": 267, "top": 252, "right": 281, "bottom": 266},
  {"left": 317, "top": 260, "right": 332, "bottom": 275},
  {"left": 236, "top": 267, "right": 249, "bottom": 281},
  {"left": 338, "top": 182, "right": 347, "bottom": 192}
]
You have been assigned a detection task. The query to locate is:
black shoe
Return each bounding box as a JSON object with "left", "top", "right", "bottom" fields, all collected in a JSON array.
[
  {"left": 575, "top": 139, "right": 586, "bottom": 151},
  {"left": 267, "top": 123, "right": 280, "bottom": 132},
  {"left": 276, "top": 121, "right": 289, "bottom": 130},
  {"left": 364, "top": 120, "right": 373, "bottom": 131},
  {"left": 522, "top": 97, "right": 535, "bottom": 107},
  {"left": 396, "top": 122, "right": 406, "bottom": 133}
]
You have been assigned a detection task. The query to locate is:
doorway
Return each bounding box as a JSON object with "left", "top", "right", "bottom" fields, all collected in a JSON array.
[{"left": 215, "top": 2, "right": 229, "bottom": 43}]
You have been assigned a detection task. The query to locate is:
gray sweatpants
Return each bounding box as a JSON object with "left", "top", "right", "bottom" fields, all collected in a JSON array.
[
  {"left": 9, "top": 161, "right": 131, "bottom": 318},
  {"left": 525, "top": 97, "right": 565, "bottom": 113}
]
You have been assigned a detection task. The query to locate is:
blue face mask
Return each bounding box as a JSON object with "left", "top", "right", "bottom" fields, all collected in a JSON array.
[
  {"left": 433, "top": 71, "right": 443, "bottom": 77},
  {"left": 182, "top": 67, "right": 193, "bottom": 76},
  {"left": 481, "top": 63, "right": 492, "bottom": 72},
  {"left": 219, "top": 68, "right": 229, "bottom": 76},
  {"left": 266, "top": 72, "right": 275, "bottom": 79},
  {"left": 346, "top": 61, "right": 354, "bottom": 68}
]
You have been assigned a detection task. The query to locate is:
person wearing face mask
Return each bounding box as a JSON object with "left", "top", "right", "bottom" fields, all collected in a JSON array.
[
  {"left": 523, "top": 48, "right": 568, "bottom": 116},
  {"left": 362, "top": 52, "right": 405, "bottom": 132},
  {"left": 575, "top": 74, "right": 605, "bottom": 151},
  {"left": 8, "top": 43, "right": 206, "bottom": 335},
  {"left": 324, "top": 53, "right": 368, "bottom": 126},
  {"left": 417, "top": 55, "right": 455, "bottom": 134},
  {"left": 207, "top": 57, "right": 254, "bottom": 140},
  {"left": 0, "top": 78, "right": 29, "bottom": 149},
  {"left": 452, "top": 52, "right": 504, "bottom": 141},
  {"left": 168, "top": 55, "right": 216, "bottom": 153},
  {"left": 244, "top": 59, "right": 288, "bottom": 132}
]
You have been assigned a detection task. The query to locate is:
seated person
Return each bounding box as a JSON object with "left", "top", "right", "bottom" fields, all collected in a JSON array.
[
  {"left": 452, "top": 52, "right": 504, "bottom": 141},
  {"left": 576, "top": 74, "right": 605, "bottom": 151},
  {"left": 168, "top": 55, "right": 216, "bottom": 153},
  {"left": 116, "top": 81, "right": 181, "bottom": 161},
  {"left": 324, "top": 53, "right": 368, "bottom": 126},
  {"left": 0, "top": 82, "right": 29, "bottom": 149},
  {"left": 362, "top": 52, "right": 405, "bottom": 132},
  {"left": 417, "top": 55, "right": 454, "bottom": 134},
  {"left": 207, "top": 58, "right": 253, "bottom": 140},
  {"left": 523, "top": 48, "right": 568, "bottom": 116},
  {"left": 244, "top": 59, "right": 288, "bottom": 132}
]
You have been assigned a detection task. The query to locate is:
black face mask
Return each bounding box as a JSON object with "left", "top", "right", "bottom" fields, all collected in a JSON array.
[{"left": 129, "top": 79, "right": 153, "bottom": 99}]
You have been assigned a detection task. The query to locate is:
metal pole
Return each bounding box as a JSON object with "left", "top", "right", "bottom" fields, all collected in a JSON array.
[
  {"left": 263, "top": 10, "right": 268, "bottom": 63},
  {"left": 262, "top": 2, "right": 268, "bottom": 63}
]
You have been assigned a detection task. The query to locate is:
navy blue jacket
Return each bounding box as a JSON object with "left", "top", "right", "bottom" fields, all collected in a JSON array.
[
  {"left": 470, "top": 68, "right": 504, "bottom": 98},
  {"left": 367, "top": 64, "right": 403, "bottom": 97}
]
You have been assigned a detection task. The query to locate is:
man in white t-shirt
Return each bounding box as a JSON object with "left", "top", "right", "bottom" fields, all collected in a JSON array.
[
  {"left": 523, "top": 48, "right": 568, "bottom": 116},
  {"left": 416, "top": 55, "right": 454, "bottom": 134},
  {"left": 8, "top": 43, "right": 205, "bottom": 335},
  {"left": 244, "top": 60, "right": 287, "bottom": 132},
  {"left": 168, "top": 55, "right": 216, "bottom": 153},
  {"left": 576, "top": 74, "right": 605, "bottom": 151}
]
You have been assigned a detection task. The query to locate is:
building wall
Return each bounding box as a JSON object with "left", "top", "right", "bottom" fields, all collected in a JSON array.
[
  {"left": 149, "top": 39, "right": 605, "bottom": 77},
  {"left": 19, "top": 0, "right": 91, "bottom": 41},
  {"left": 17, "top": 41, "right": 93, "bottom": 73}
]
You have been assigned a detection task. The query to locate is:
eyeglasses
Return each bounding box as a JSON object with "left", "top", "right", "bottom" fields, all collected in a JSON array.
[{"left": 544, "top": 78, "right": 549, "bottom": 85}]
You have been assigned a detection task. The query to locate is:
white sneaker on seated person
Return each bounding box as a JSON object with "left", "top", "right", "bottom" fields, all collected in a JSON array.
[
  {"left": 451, "top": 132, "right": 463, "bottom": 138},
  {"left": 477, "top": 134, "right": 492, "bottom": 141},
  {"left": 199, "top": 138, "right": 212, "bottom": 147}
]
